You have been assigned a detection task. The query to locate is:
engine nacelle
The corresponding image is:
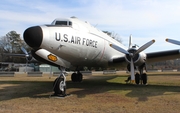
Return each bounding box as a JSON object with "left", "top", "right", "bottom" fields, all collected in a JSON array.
[
  {"left": 125, "top": 48, "right": 147, "bottom": 66},
  {"left": 31, "top": 49, "right": 71, "bottom": 68}
]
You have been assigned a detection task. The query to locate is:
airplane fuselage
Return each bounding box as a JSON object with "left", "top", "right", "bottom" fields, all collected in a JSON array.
[
  {"left": 42, "top": 25, "right": 125, "bottom": 67},
  {"left": 24, "top": 17, "right": 146, "bottom": 69}
]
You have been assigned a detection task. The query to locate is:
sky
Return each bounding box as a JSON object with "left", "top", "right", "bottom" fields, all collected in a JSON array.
[{"left": 0, "top": 0, "right": 180, "bottom": 52}]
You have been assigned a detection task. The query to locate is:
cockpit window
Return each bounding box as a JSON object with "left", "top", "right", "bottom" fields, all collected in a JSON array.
[
  {"left": 51, "top": 20, "right": 72, "bottom": 27},
  {"left": 69, "top": 21, "right": 72, "bottom": 26},
  {"left": 55, "top": 21, "right": 68, "bottom": 25}
]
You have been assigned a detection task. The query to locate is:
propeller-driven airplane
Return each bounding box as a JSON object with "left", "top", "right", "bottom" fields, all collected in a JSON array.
[{"left": 23, "top": 17, "right": 180, "bottom": 96}]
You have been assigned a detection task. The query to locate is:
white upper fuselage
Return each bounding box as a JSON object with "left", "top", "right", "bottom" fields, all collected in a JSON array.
[
  {"left": 40, "top": 17, "right": 126, "bottom": 67},
  {"left": 23, "top": 17, "right": 148, "bottom": 69}
]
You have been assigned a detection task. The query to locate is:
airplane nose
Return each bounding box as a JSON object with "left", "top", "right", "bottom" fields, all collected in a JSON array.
[{"left": 23, "top": 26, "right": 43, "bottom": 48}]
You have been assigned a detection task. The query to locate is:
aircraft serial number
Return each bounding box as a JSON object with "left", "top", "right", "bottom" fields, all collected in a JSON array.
[{"left": 55, "top": 32, "right": 98, "bottom": 48}]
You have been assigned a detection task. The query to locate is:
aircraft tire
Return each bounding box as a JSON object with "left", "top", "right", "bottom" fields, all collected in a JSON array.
[
  {"left": 71, "top": 73, "right": 77, "bottom": 82},
  {"left": 77, "top": 73, "right": 82, "bottom": 82},
  {"left": 142, "top": 73, "right": 147, "bottom": 85},
  {"left": 53, "top": 77, "right": 66, "bottom": 96},
  {"left": 135, "top": 73, "right": 140, "bottom": 84},
  {"left": 71, "top": 73, "right": 83, "bottom": 82}
]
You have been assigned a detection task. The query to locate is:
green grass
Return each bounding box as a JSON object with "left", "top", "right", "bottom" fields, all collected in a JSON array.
[{"left": 0, "top": 72, "right": 180, "bottom": 113}]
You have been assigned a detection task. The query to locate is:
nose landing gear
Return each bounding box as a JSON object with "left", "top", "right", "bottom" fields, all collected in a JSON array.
[{"left": 52, "top": 67, "right": 67, "bottom": 97}]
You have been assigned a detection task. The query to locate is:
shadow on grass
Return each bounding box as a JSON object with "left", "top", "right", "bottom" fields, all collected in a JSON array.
[
  {"left": 0, "top": 74, "right": 180, "bottom": 102},
  {"left": 67, "top": 75, "right": 180, "bottom": 101},
  {"left": 0, "top": 81, "right": 53, "bottom": 101}
]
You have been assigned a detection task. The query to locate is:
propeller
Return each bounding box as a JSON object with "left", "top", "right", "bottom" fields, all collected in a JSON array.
[
  {"left": 21, "top": 47, "right": 32, "bottom": 72},
  {"left": 110, "top": 35, "right": 155, "bottom": 82},
  {"left": 166, "top": 38, "right": 180, "bottom": 46},
  {"left": 135, "top": 39, "right": 155, "bottom": 54},
  {"left": 21, "top": 47, "right": 33, "bottom": 61},
  {"left": 129, "top": 35, "right": 133, "bottom": 48},
  {"left": 21, "top": 47, "right": 29, "bottom": 57}
]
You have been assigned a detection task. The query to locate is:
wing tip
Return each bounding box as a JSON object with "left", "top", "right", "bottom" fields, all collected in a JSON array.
[{"left": 165, "top": 38, "right": 168, "bottom": 42}]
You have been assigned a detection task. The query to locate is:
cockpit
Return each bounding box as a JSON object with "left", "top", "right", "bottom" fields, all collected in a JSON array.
[
  {"left": 49, "top": 17, "right": 89, "bottom": 32},
  {"left": 51, "top": 19, "right": 72, "bottom": 26}
]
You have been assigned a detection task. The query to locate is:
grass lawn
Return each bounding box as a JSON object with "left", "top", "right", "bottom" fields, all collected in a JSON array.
[{"left": 0, "top": 72, "right": 180, "bottom": 113}]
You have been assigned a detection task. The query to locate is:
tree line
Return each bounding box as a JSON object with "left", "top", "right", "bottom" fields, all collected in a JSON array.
[{"left": 147, "top": 59, "right": 180, "bottom": 70}]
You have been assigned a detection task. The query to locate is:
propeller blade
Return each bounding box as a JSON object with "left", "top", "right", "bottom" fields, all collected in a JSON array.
[
  {"left": 25, "top": 61, "right": 27, "bottom": 72},
  {"left": 135, "top": 39, "right": 155, "bottom": 54},
  {"left": 130, "top": 58, "right": 135, "bottom": 82},
  {"left": 110, "top": 44, "right": 129, "bottom": 54},
  {"left": 21, "top": 47, "right": 29, "bottom": 56},
  {"left": 129, "top": 35, "right": 133, "bottom": 49},
  {"left": 166, "top": 38, "right": 180, "bottom": 46}
]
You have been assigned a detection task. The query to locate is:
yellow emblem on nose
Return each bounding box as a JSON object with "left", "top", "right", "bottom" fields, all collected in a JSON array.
[{"left": 48, "top": 54, "right": 57, "bottom": 62}]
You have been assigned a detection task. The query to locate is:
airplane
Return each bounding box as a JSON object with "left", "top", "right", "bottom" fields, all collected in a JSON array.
[{"left": 23, "top": 17, "right": 180, "bottom": 96}]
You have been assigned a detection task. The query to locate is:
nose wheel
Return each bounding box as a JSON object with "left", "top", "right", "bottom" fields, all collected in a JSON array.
[
  {"left": 53, "top": 67, "right": 67, "bottom": 97},
  {"left": 53, "top": 76, "right": 66, "bottom": 96}
]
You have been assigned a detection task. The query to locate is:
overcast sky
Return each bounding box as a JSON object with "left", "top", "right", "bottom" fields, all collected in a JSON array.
[{"left": 0, "top": 0, "right": 180, "bottom": 52}]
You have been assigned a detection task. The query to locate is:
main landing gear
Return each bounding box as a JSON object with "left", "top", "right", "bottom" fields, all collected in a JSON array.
[
  {"left": 136, "top": 63, "right": 147, "bottom": 85},
  {"left": 135, "top": 73, "right": 147, "bottom": 85},
  {"left": 53, "top": 67, "right": 67, "bottom": 97},
  {"left": 125, "top": 72, "right": 147, "bottom": 85},
  {"left": 71, "top": 71, "right": 83, "bottom": 82},
  {"left": 126, "top": 63, "right": 147, "bottom": 85}
]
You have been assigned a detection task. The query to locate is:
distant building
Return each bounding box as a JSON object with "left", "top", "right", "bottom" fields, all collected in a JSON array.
[{"left": 39, "top": 64, "right": 59, "bottom": 72}]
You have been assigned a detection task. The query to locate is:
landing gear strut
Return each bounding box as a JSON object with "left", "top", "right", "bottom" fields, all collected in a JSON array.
[{"left": 53, "top": 67, "right": 67, "bottom": 97}]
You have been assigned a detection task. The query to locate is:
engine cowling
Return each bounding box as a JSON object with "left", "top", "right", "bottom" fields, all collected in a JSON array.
[
  {"left": 125, "top": 48, "right": 147, "bottom": 66},
  {"left": 31, "top": 49, "right": 71, "bottom": 68}
]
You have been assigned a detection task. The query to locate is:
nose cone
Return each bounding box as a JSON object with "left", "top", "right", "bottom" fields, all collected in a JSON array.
[{"left": 23, "top": 26, "right": 43, "bottom": 48}]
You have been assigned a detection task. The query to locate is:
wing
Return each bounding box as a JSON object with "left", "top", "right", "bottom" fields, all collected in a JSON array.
[
  {"left": 146, "top": 49, "right": 180, "bottom": 63},
  {"left": 112, "top": 57, "right": 126, "bottom": 63},
  {"left": 111, "top": 49, "right": 180, "bottom": 64}
]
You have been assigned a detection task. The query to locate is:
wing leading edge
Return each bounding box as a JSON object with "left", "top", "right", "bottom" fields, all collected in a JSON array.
[
  {"left": 111, "top": 49, "right": 180, "bottom": 64},
  {"left": 146, "top": 49, "right": 180, "bottom": 63}
]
